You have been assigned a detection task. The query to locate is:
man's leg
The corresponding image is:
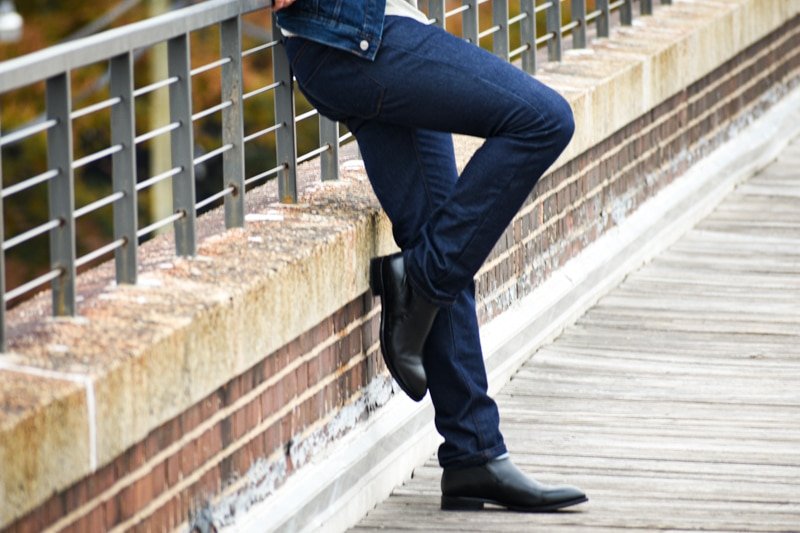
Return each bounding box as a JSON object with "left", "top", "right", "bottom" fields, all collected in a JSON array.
[
  {"left": 425, "top": 285, "right": 507, "bottom": 467},
  {"left": 284, "top": 16, "right": 586, "bottom": 511},
  {"left": 285, "top": 18, "right": 573, "bottom": 403},
  {"left": 347, "top": 121, "right": 584, "bottom": 509},
  {"left": 349, "top": 123, "right": 506, "bottom": 468},
  {"left": 287, "top": 15, "right": 574, "bottom": 304}
]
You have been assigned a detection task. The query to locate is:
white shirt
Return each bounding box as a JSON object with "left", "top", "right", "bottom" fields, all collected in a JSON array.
[
  {"left": 281, "top": 0, "right": 429, "bottom": 38},
  {"left": 385, "top": 0, "right": 428, "bottom": 24}
]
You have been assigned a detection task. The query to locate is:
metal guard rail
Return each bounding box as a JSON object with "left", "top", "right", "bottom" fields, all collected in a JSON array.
[{"left": 0, "top": 0, "right": 669, "bottom": 349}]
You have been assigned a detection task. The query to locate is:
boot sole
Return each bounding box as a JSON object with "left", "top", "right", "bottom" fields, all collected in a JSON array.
[
  {"left": 441, "top": 494, "right": 588, "bottom": 512},
  {"left": 369, "top": 256, "right": 425, "bottom": 402}
]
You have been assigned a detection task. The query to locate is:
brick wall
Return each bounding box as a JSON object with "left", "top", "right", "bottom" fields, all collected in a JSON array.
[{"left": 5, "top": 13, "right": 799, "bottom": 533}]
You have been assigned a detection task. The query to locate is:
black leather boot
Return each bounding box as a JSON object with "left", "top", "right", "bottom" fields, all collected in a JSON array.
[
  {"left": 441, "top": 455, "right": 587, "bottom": 512},
  {"left": 369, "top": 253, "right": 439, "bottom": 401}
]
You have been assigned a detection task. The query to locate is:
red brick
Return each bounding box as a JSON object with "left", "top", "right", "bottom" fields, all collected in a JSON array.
[
  {"left": 232, "top": 408, "right": 248, "bottom": 441},
  {"left": 296, "top": 361, "right": 309, "bottom": 392},
  {"left": 43, "top": 490, "right": 67, "bottom": 526},
  {"left": 86, "top": 505, "right": 104, "bottom": 532},
  {"left": 119, "top": 484, "right": 137, "bottom": 522},
  {"left": 103, "top": 492, "right": 121, "bottom": 529},
  {"left": 64, "top": 515, "right": 90, "bottom": 533},
  {"left": 166, "top": 452, "right": 181, "bottom": 487},
  {"left": 260, "top": 386, "right": 277, "bottom": 418},
  {"left": 8, "top": 509, "right": 44, "bottom": 533},
  {"left": 332, "top": 306, "right": 348, "bottom": 333},
  {"left": 179, "top": 440, "right": 198, "bottom": 478},
  {"left": 63, "top": 480, "right": 89, "bottom": 514},
  {"left": 150, "top": 461, "right": 168, "bottom": 497}
]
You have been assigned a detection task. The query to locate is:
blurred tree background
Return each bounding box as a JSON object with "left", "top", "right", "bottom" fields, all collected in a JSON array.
[{"left": 0, "top": 0, "right": 315, "bottom": 297}]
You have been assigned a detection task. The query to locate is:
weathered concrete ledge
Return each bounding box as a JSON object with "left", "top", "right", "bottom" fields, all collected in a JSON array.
[{"left": 1, "top": 0, "right": 798, "bottom": 530}]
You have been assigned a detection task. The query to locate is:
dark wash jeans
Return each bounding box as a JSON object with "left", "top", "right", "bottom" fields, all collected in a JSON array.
[{"left": 284, "top": 16, "right": 574, "bottom": 468}]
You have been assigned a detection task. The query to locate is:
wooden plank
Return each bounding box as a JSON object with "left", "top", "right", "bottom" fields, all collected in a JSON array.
[{"left": 349, "top": 123, "right": 800, "bottom": 532}]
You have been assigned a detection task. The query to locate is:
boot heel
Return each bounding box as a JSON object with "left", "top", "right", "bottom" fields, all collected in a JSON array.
[
  {"left": 369, "top": 257, "right": 383, "bottom": 297},
  {"left": 441, "top": 496, "right": 484, "bottom": 511}
]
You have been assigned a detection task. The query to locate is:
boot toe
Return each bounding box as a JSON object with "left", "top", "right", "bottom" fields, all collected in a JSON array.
[
  {"left": 542, "top": 484, "right": 587, "bottom": 507},
  {"left": 396, "top": 363, "right": 427, "bottom": 401},
  {"left": 441, "top": 456, "right": 587, "bottom": 512}
]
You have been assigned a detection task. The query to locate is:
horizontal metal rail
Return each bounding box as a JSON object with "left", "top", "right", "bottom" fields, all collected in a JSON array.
[
  {"left": 3, "top": 219, "right": 62, "bottom": 251},
  {"left": 196, "top": 185, "right": 235, "bottom": 211},
  {"left": 194, "top": 144, "right": 233, "bottom": 166},
  {"left": 75, "top": 238, "right": 126, "bottom": 268},
  {"left": 244, "top": 123, "right": 282, "bottom": 144},
  {"left": 74, "top": 192, "right": 125, "bottom": 219},
  {"left": 296, "top": 144, "right": 332, "bottom": 166},
  {"left": 244, "top": 164, "right": 284, "bottom": 187},
  {"left": 0, "top": 119, "right": 57, "bottom": 148},
  {"left": 190, "top": 57, "right": 232, "bottom": 77},
  {"left": 135, "top": 122, "right": 181, "bottom": 145},
  {"left": 136, "top": 211, "right": 184, "bottom": 239},
  {"left": 242, "top": 40, "right": 279, "bottom": 58},
  {"left": 243, "top": 81, "right": 281, "bottom": 101},
  {"left": 192, "top": 100, "right": 233, "bottom": 122},
  {"left": 4, "top": 268, "right": 62, "bottom": 302},
  {"left": 71, "top": 97, "right": 122, "bottom": 120},
  {"left": 136, "top": 167, "right": 182, "bottom": 192},
  {"left": 294, "top": 109, "right": 319, "bottom": 123},
  {"left": 133, "top": 76, "right": 179, "bottom": 98},
  {"left": 0, "top": 0, "right": 659, "bottom": 349},
  {"left": 72, "top": 145, "right": 124, "bottom": 169},
  {"left": 2, "top": 169, "right": 60, "bottom": 198}
]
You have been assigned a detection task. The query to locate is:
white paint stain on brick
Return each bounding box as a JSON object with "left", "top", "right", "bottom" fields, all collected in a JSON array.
[{"left": 207, "top": 376, "right": 394, "bottom": 530}]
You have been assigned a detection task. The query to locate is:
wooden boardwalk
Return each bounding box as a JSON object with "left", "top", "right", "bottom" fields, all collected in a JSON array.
[{"left": 351, "top": 137, "right": 800, "bottom": 532}]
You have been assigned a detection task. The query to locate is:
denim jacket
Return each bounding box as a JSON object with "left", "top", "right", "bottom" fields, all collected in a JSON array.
[{"left": 275, "top": 0, "right": 387, "bottom": 60}]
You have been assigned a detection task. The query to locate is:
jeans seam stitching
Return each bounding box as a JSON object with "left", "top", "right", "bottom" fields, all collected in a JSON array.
[
  {"left": 446, "top": 306, "right": 489, "bottom": 454},
  {"left": 410, "top": 130, "right": 436, "bottom": 216}
]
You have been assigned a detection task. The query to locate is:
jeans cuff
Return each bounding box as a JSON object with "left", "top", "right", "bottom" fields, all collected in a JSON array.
[
  {"left": 439, "top": 442, "right": 508, "bottom": 470},
  {"left": 402, "top": 249, "right": 456, "bottom": 307}
]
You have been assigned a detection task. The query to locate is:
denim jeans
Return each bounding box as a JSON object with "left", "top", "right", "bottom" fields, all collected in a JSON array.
[{"left": 284, "top": 16, "right": 574, "bottom": 468}]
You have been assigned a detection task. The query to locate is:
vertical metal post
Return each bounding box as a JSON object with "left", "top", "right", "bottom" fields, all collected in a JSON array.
[
  {"left": 546, "top": 0, "right": 562, "bottom": 62},
  {"left": 0, "top": 122, "right": 5, "bottom": 351},
  {"left": 462, "top": 0, "right": 479, "bottom": 44},
  {"left": 641, "top": 0, "right": 653, "bottom": 15},
  {"left": 320, "top": 117, "right": 339, "bottom": 182},
  {"left": 429, "top": 0, "right": 445, "bottom": 28},
  {"left": 520, "top": 0, "right": 537, "bottom": 74},
  {"left": 571, "top": 0, "right": 587, "bottom": 49},
  {"left": 621, "top": 0, "right": 633, "bottom": 25},
  {"left": 597, "top": 0, "right": 610, "bottom": 38},
  {"left": 110, "top": 52, "right": 138, "bottom": 284},
  {"left": 221, "top": 16, "right": 246, "bottom": 228},
  {"left": 46, "top": 73, "right": 77, "bottom": 316},
  {"left": 492, "top": 0, "right": 509, "bottom": 60},
  {"left": 168, "top": 33, "right": 197, "bottom": 256},
  {"left": 271, "top": 16, "right": 297, "bottom": 204}
]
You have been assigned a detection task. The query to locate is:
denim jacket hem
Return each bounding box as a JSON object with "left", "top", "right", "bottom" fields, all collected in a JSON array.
[{"left": 275, "top": 0, "right": 387, "bottom": 60}]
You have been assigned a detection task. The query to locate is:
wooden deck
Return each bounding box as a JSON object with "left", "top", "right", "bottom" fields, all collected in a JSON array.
[{"left": 351, "top": 137, "right": 800, "bottom": 531}]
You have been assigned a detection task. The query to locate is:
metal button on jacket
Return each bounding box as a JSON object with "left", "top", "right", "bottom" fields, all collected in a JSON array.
[{"left": 359, "top": 39, "right": 369, "bottom": 51}]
